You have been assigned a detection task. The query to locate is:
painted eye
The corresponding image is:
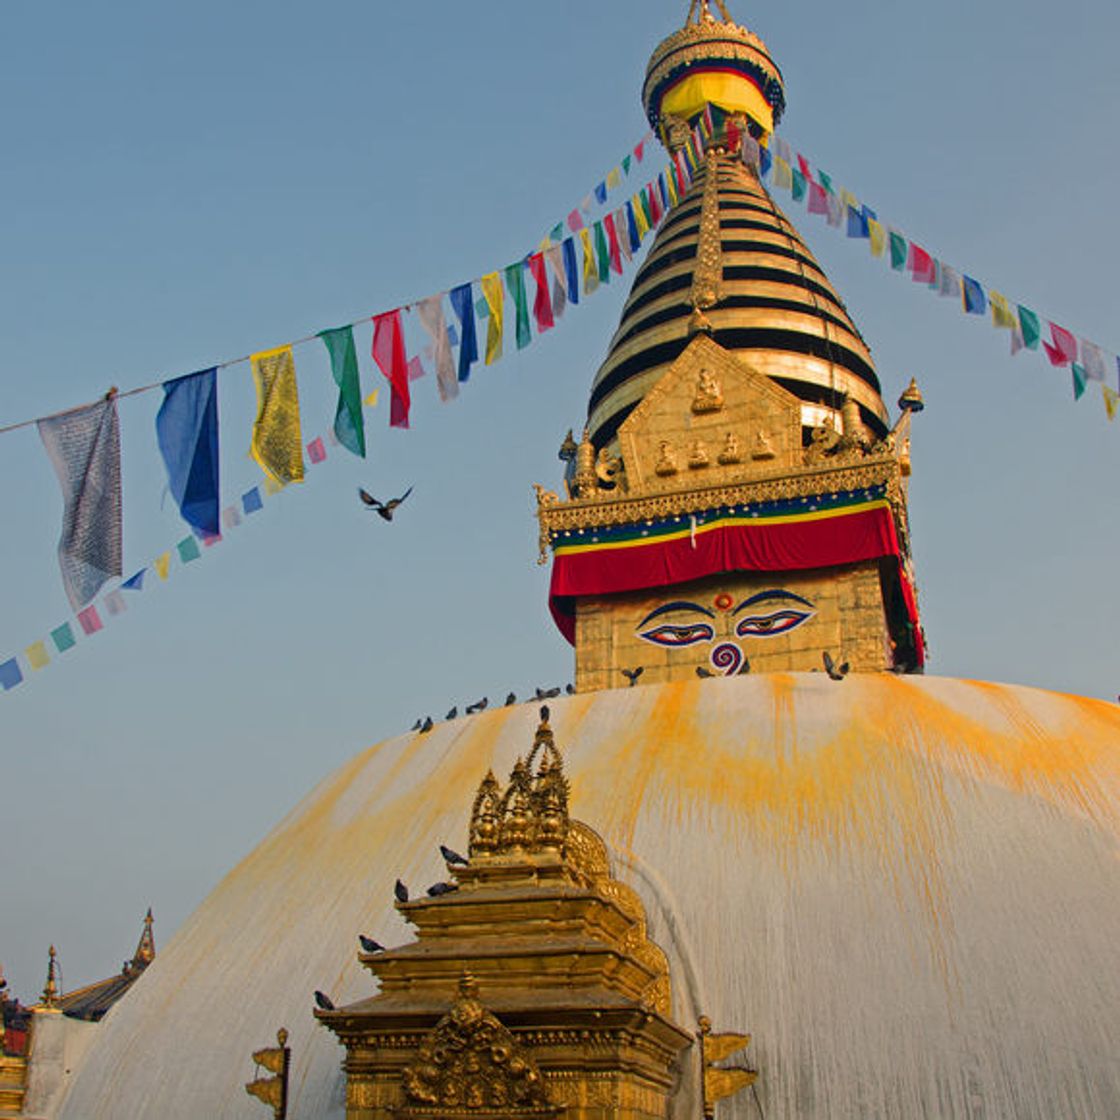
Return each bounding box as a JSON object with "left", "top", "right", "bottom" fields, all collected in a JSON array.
[
  {"left": 638, "top": 622, "right": 715, "bottom": 648},
  {"left": 735, "top": 610, "right": 812, "bottom": 638}
]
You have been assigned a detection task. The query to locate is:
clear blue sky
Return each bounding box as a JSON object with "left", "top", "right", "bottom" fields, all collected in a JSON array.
[{"left": 2, "top": 0, "right": 1117, "bottom": 999}]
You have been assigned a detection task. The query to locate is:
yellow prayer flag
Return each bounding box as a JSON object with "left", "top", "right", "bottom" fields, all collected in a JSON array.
[
  {"left": 841, "top": 188, "right": 859, "bottom": 209},
  {"left": 363, "top": 388, "right": 379, "bottom": 408},
  {"left": 250, "top": 345, "right": 304, "bottom": 487},
  {"left": 263, "top": 474, "right": 285, "bottom": 496},
  {"left": 25, "top": 641, "right": 50, "bottom": 671},
  {"left": 580, "top": 228, "right": 599, "bottom": 295},
  {"left": 868, "top": 219, "right": 886, "bottom": 258},
  {"left": 480, "top": 272, "right": 504, "bottom": 365},
  {"left": 154, "top": 552, "right": 171, "bottom": 580},
  {"left": 1104, "top": 384, "right": 1119, "bottom": 421},
  {"left": 989, "top": 291, "right": 1016, "bottom": 329},
  {"left": 666, "top": 169, "right": 679, "bottom": 207},
  {"left": 607, "top": 166, "right": 621, "bottom": 189},
  {"left": 632, "top": 193, "right": 650, "bottom": 239},
  {"left": 773, "top": 156, "right": 792, "bottom": 190}
]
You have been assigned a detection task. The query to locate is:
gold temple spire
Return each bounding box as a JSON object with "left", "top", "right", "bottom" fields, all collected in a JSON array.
[
  {"left": 687, "top": 0, "right": 734, "bottom": 24},
  {"left": 40, "top": 945, "right": 60, "bottom": 1011},
  {"left": 132, "top": 908, "right": 155, "bottom": 967}
]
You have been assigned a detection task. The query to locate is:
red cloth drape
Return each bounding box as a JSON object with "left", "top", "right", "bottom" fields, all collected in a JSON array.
[{"left": 371, "top": 309, "right": 409, "bottom": 429}]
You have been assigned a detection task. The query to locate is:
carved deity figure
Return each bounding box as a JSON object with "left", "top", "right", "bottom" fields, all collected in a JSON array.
[
  {"left": 751, "top": 429, "right": 776, "bottom": 460},
  {"left": 655, "top": 441, "right": 679, "bottom": 476},
  {"left": 688, "top": 440, "right": 710, "bottom": 469},
  {"left": 718, "top": 431, "right": 743, "bottom": 465},
  {"left": 691, "top": 368, "right": 724, "bottom": 413}
]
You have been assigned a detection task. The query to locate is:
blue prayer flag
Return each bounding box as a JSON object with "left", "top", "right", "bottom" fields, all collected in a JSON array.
[
  {"left": 846, "top": 205, "right": 869, "bottom": 239},
  {"left": 626, "top": 202, "right": 641, "bottom": 253},
  {"left": 242, "top": 487, "right": 263, "bottom": 515},
  {"left": 446, "top": 323, "right": 459, "bottom": 347},
  {"left": 449, "top": 282, "right": 479, "bottom": 383},
  {"left": 0, "top": 657, "right": 23, "bottom": 691},
  {"left": 862, "top": 204, "right": 878, "bottom": 222},
  {"left": 759, "top": 148, "right": 772, "bottom": 178},
  {"left": 156, "top": 368, "right": 220, "bottom": 538},
  {"left": 561, "top": 238, "right": 580, "bottom": 304},
  {"left": 121, "top": 569, "right": 146, "bottom": 591},
  {"left": 962, "top": 275, "right": 987, "bottom": 315},
  {"left": 594, "top": 181, "right": 607, "bottom": 205}
]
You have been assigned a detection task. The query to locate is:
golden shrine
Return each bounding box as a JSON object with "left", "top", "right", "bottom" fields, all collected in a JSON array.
[{"left": 316, "top": 710, "right": 700, "bottom": 1120}]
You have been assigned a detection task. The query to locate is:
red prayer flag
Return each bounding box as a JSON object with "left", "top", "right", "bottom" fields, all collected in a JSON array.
[
  {"left": 1042, "top": 322, "right": 1078, "bottom": 367},
  {"left": 797, "top": 153, "right": 812, "bottom": 179},
  {"left": 77, "top": 605, "right": 103, "bottom": 635},
  {"left": 807, "top": 181, "right": 829, "bottom": 215},
  {"left": 634, "top": 140, "right": 645, "bottom": 163},
  {"left": 528, "top": 252, "right": 555, "bottom": 333},
  {"left": 603, "top": 213, "right": 623, "bottom": 274},
  {"left": 725, "top": 119, "right": 741, "bottom": 152},
  {"left": 647, "top": 182, "right": 663, "bottom": 225},
  {"left": 908, "top": 242, "right": 936, "bottom": 284},
  {"left": 566, "top": 208, "right": 584, "bottom": 232},
  {"left": 306, "top": 436, "right": 326, "bottom": 464},
  {"left": 371, "top": 309, "right": 410, "bottom": 429}
]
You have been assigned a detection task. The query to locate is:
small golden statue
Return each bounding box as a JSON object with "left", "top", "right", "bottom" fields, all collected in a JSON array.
[
  {"left": 688, "top": 440, "right": 710, "bottom": 469},
  {"left": 750, "top": 429, "right": 776, "bottom": 460},
  {"left": 691, "top": 368, "right": 724, "bottom": 413},
  {"left": 718, "top": 431, "right": 743, "bottom": 465},
  {"left": 655, "top": 441, "right": 679, "bottom": 476}
]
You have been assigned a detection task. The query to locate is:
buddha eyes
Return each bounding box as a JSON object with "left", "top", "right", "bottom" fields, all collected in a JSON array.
[
  {"left": 638, "top": 622, "right": 715, "bottom": 647},
  {"left": 735, "top": 610, "right": 813, "bottom": 638}
]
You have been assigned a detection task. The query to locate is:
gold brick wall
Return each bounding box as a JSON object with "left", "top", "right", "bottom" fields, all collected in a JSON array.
[{"left": 575, "top": 562, "right": 890, "bottom": 691}]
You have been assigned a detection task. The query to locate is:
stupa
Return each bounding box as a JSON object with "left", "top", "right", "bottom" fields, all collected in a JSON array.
[{"left": 47, "top": 3, "right": 1120, "bottom": 1118}]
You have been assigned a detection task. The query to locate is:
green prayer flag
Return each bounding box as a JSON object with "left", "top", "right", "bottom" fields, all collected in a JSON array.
[
  {"left": 622, "top": 155, "right": 632, "bottom": 176},
  {"left": 1072, "top": 363, "right": 1088, "bottom": 400},
  {"left": 640, "top": 189, "right": 654, "bottom": 227},
  {"left": 504, "top": 262, "right": 532, "bottom": 351},
  {"left": 1017, "top": 305, "right": 1041, "bottom": 350},
  {"left": 818, "top": 170, "right": 833, "bottom": 194},
  {"left": 51, "top": 622, "right": 76, "bottom": 652},
  {"left": 319, "top": 325, "right": 365, "bottom": 459},
  {"left": 889, "top": 232, "right": 908, "bottom": 271},
  {"left": 177, "top": 536, "right": 201, "bottom": 563},
  {"left": 791, "top": 169, "right": 806, "bottom": 202},
  {"left": 549, "top": 222, "right": 564, "bottom": 244},
  {"left": 593, "top": 221, "right": 611, "bottom": 284}
]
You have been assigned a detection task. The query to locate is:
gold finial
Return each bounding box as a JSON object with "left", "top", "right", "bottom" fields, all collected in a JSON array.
[
  {"left": 898, "top": 377, "right": 925, "bottom": 413},
  {"left": 41, "top": 945, "right": 60, "bottom": 1009},
  {"left": 698, "top": 1016, "right": 757, "bottom": 1118},
  {"left": 132, "top": 907, "right": 156, "bottom": 967},
  {"left": 246, "top": 1026, "right": 291, "bottom": 1118},
  {"left": 687, "top": 0, "right": 733, "bottom": 24},
  {"left": 573, "top": 427, "right": 597, "bottom": 498}
]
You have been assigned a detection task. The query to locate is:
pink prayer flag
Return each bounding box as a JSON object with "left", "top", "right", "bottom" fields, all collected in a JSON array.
[
  {"left": 634, "top": 140, "right": 645, "bottom": 163},
  {"left": 406, "top": 356, "right": 426, "bottom": 382},
  {"left": 909, "top": 243, "right": 936, "bottom": 284},
  {"left": 77, "top": 605, "right": 103, "bottom": 635},
  {"left": 566, "top": 208, "right": 584, "bottom": 232},
  {"left": 1042, "top": 322, "right": 1078, "bottom": 367},
  {"left": 807, "top": 181, "right": 829, "bottom": 215},
  {"left": 306, "top": 436, "right": 326, "bottom": 464},
  {"left": 104, "top": 589, "right": 126, "bottom": 617},
  {"left": 202, "top": 532, "right": 222, "bottom": 548}
]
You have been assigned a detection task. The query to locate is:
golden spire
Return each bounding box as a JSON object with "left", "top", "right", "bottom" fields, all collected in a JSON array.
[
  {"left": 41, "top": 945, "right": 60, "bottom": 1010},
  {"left": 687, "top": 0, "right": 733, "bottom": 23},
  {"left": 132, "top": 907, "right": 156, "bottom": 968}
]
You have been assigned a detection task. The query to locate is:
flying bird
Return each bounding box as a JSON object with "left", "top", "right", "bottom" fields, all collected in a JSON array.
[
  {"left": 465, "top": 697, "right": 488, "bottom": 714},
  {"left": 419, "top": 716, "right": 433, "bottom": 733},
  {"left": 426, "top": 882, "right": 459, "bottom": 897},
  {"left": 358, "top": 935, "right": 385, "bottom": 954},
  {"left": 504, "top": 692, "right": 517, "bottom": 706},
  {"left": 696, "top": 666, "right": 714, "bottom": 678},
  {"left": 394, "top": 879, "right": 409, "bottom": 903},
  {"left": 621, "top": 666, "right": 644, "bottom": 687},
  {"left": 358, "top": 485, "right": 414, "bottom": 521},
  {"left": 314, "top": 990, "right": 335, "bottom": 1011},
  {"left": 445, "top": 706, "right": 458, "bottom": 720},
  {"left": 440, "top": 844, "right": 468, "bottom": 866},
  {"left": 822, "top": 651, "right": 850, "bottom": 681}
]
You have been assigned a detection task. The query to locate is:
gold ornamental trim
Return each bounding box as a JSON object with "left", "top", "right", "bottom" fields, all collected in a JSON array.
[{"left": 537, "top": 456, "right": 902, "bottom": 562}]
